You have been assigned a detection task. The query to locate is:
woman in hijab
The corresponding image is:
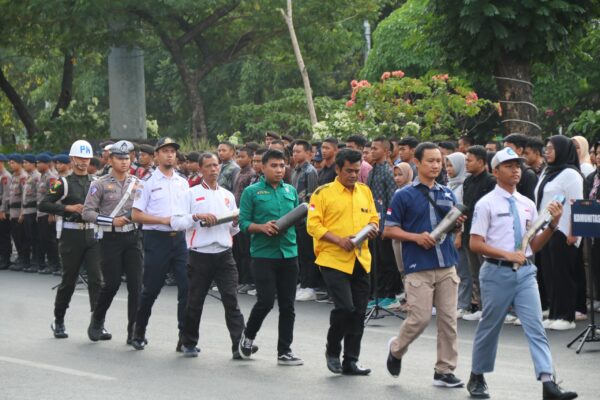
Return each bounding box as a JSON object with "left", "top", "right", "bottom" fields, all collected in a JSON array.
[
  {"left": 572, "top": 136, "right": 595, "bottom": 177},
  {"left": 446, "top": 152, "right": 468, "bottom": 202},
  {"left": 535, "top": 135, "right": 584, "bottom": 331},
  {"left": 393, "top": 162, "right": 413, "bottom": 190}
]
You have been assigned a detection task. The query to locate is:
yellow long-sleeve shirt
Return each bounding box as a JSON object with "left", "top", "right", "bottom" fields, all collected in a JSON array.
[{"left": 306, "top": 178, "right": 379, "bottom": 274}]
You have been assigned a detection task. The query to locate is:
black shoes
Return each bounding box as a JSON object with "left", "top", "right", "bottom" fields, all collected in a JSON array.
[
  {"left": 87, "top": 318, "right": 112, "bottom": 341},
  {"left": 277, "top": 352, "right": 304, "bottom": 366},
  {"left": 232, "top": 344, "right": 258, "bottom": 360},
  {"left": 130, "top": 337, "right": 147, "bottom": 350},
  {"left": 386, "top": 337, "right": 401, "bottom": 377},
  {"left": 325, "top": 351, "right": 342, "bottom": 374},
  {"left": 181, "top": 345, "right": 200, "bottom": 358},
  {"left": 467, "top": 373, "right": 490, "bottom": 399},
  {"left": 342, "top": 361, "right": 371, "bottom": 376},
  {"left": 51, "top": 321, "right": 68, "bottom": 339},
  {"left": 238, "top": 331, "right": 254, "bottom": 359},
  {"left": 433, "top": 372, "right": 464, "bottom": 388},
  {"left": 176, "top": 339, "right": 200, "bottom": 353},
  {"left": 542, "top": 380, "right": 578, "bottom": 400}
]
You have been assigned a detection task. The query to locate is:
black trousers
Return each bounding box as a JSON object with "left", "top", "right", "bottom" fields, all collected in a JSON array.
[
  {"left": 54, "top": 229, "right": 102, "bottom": 320},
  {"left": 22, "top": 213, "right": 40, "bottom": 266},
  {"left": 593, "top": 238, "right": 600, "bottom": 301},
  {"left": 296, "top": 223, "right": 320, "bottom": 289},
  {"left": 372, "top": 236, "right": 401, "bottom": 298},
  {"left": 93, "top": 231, "right": 142, "bottom": 334},
  {"left": 134, "top": 231, "right": 188, "bottom": 336},
  {"left": 574, "top": 243, "right": 588, "bottom": 314},
  {"left": 232, "top": 231, "right": 253, "bottom": 285},
  {"left": 244, "top": 257, "right": 298, "bottom": 355},
  {"left": 37, "top": 216, "right": 59, "bottom": 267},
  {"left": 320, "top": 261, "right": 370, "bottom": 363},
  {"left": 541, "top": 230, "right": 578, "bottom": 322},
  {"left": 0, "top": 217, "right": 11, "bottom": 260},
  {"left": 181, "top": 249, "right": 245, "bottom": 352},
  {"left": 10, "top": 218, "right": 28, "bottom": 262}
]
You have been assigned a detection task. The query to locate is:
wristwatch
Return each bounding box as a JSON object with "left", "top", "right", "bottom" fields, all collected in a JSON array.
[{"left": 548, "top": 222, "right": 559, "bottom": 231}]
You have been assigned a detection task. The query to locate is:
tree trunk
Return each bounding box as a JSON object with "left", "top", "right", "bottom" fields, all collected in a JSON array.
[
  {"left": 176, "top": 65, "right": 208, "bottom": 144},
  {"left": 0, "top": 66, "right": 38, "bottom": 140},
  {"left": 280, "top": 0, "right": 318, "bottom": 126},
  {"left": 494, "top": 56, "right": 540, "bottom": 137},
  {"left": 51, "top": 51, "right": 75, "bottom": 119}
]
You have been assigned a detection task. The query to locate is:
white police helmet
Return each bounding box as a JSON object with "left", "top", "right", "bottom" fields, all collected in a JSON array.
[{"left": 69, "top": 140, "right": 94, "bottom": 158}]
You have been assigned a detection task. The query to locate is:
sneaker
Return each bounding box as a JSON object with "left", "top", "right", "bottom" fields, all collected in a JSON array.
[
  {"left": 386, "top": 337, "right": 401, "bottom": 377},
  {"left": 238, "top": 284, "right": 254, "bottom": 294},
  {"left": 456, "top": 308, "right": 468, "bottom": 319},
  {"left": 367, "top": 299, "right": 376, "bottom": 309},
  {"left": 181, "top": 345, "right": 199, "bottom": 358},
  {"left": 433, "top": 372, "right": 464, "bottom": 388},
  {"left": 277, "top": 352, "right": 303, "bottom": 366},
  {"left": 463, "top": 310, "right": 482, "bottom": 321},
  {"left": 431, "top": 306, "right": 437, "bottom": 316},
  {"left": 316, "top": 293, "right": 333, "bottom": 303},
  {"left": 504, "top": 314, "right": 518, "bottom": 324},
  {"left": 233, "top": 344, "right": 258, "bottom": 360},
  {"left": 542, "top": 309, "right": 550, "bottom": 318},
  {"left": 296, "top": 288, "right": 317, "bottom": 301},
  {"left": 513, "top": 318, "right": 522, "bottom": 326},
  {"left": 51, "top": 321, "right": 68, "bottom": 339},
  {"left": 575, "top": 311, "right": 587, "bottom": 321},
  {"left": 38, "top": 266, "right": 51, "bottom": 275},
  {"left": 385, "top": 299, "right": 403, "bottom": 310},
  {"left": 247, "top": 288, "right": 257, "bottom": 296},
  {"left": 238, "top": 331, "right": 254, "bottom": 359},
  {"left": 543, "top": 319, "right": 556, "bottom": 329},
  {"left": 548, "top": 319, "right": 576, "bottom": 331}
]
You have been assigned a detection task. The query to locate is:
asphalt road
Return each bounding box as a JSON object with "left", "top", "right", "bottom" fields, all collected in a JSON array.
[{"left": 1, "top": 270, "right": 598, "bottom": 400}]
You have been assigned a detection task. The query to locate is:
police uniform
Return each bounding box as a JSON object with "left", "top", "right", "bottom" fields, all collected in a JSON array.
[
  {"left": 130, "top": 137, "right": 190, "bottom": 350},
  {"left": 8, "top": 155, "right": 29, "bottom": 270},
  {"left": 83, "top": 140, "right": 142, "bottom": 343},
  {"left": 36, "top": 153, "right": 60, "bottom": 275},
  {"left": 0, "top": 155, "right": 11, "bottom": 269},
  {"left": 39, "top": 140, "right": 102, "bottom": 339},
  {"left": 21, "top": 154, "right": 42, "bottom": 272}
]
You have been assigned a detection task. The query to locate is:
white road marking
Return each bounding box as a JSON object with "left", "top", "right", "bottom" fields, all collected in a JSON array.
[{"left": 0, "top": 356, "right": 116, "bottom": 381}]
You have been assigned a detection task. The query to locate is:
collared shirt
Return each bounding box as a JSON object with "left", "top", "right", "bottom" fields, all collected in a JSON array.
[
  {"left": 470, "top": 185, "right": 538, "bottom": 258},
  {"left": 317, "top": 162, "right": 337, "bottom": 186},
  {"left": 232, "top": 165, "right": 256, "bottom": 206},
  {"left": 0, "top": 169, "right": 10, "bottom": 213},
  {"left": 37, "top": 170, "right": 58, "bottom": 217},
  {"left": 385, "top": 179, "right": 458, "bottom": 274},
  {"left": 22, "top": 170, "right": 40, "bottom": 215},
  {"left": 8, "top": 170, "right": 27, "bottom": 219},
  {"left": 135, "top": 165, "right": 154, "bottom": 180},
  {"left": 307, "top": 178, "right": 379, "bottom": 274},
  {"left": 132, "top": 168, "right": 190, "bottom": 231},
  {"left": 188, "top": 172, "right": 202, "bottom": 188},
  {"left": 359, "top": 160, "right": 372, "bottom": 184},
  {"left": 239, "top": 176, "right": 298, "bottom": 259},
  {"left": 367, "top": 161, "right": 396, "bottom": 228},
  {"left": 291, "top": 161, "right": 318, "bottom": 203},
  {"left": 83, "top": 173, "right": 139, "bottom": 223},
  {"left": 218, "top": 159, "right": 240, "bottom": 192},
  {"left": 170, "top": 180, "right": 240, "bottom": 253}
]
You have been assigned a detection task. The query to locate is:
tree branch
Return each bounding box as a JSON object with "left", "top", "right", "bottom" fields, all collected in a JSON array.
[
  {"left": 0, "top": 65, "right": 38, "bottom": 139},
  {"left": 51, "top": 51, "right": 74, "bottom": 120},
  {"left": 175, "top": 1, "right": 241, "bottom": 47}
]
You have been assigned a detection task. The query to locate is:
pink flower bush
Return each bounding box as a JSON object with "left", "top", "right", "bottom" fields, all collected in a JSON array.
[{"left": 381, "top": 71, "right": 391, "bottom": 80}]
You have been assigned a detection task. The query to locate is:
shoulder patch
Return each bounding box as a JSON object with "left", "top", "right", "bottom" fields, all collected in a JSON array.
[
  {"left": 313, "top": 183, "right": 331, "bottom": 196},
  {"left": 142, "top": 173, "right": 153, "bottom": 181},
  {"left": 48, "top": 179, "right": 63, "bottom": 194}
]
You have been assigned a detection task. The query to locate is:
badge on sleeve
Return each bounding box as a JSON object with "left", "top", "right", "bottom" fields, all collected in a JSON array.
[
  {"left": 89, "top": 186, "right": 98, "bottom": 196},
  {"left": 48, "top": 179, "right": 63, "bottom": 194}
]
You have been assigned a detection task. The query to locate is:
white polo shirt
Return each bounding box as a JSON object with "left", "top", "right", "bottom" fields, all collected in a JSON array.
[
  {"left": 170, "top": 180, "right": 240, "bottom": 253},
  {"left": 470, "top": 185, "right": 538, "bottom": 258},
  {"left": 133, "top": 167, "right": 190, "bottom": 231}
]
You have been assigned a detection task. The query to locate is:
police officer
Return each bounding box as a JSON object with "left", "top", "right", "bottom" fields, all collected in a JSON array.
[
  {"left": 39, "top": 140, "right": 102, "bottom": 339},
  {"left": 21, "top": 154, "right": 42, "bottom": 272},
  {"left": 83, "top": 140, "right": 142, "bottom": 343},
  {"left": 53, "top": 154, "right": 72, "bottom": 177},
  {"left": 8, "top": 154, "right": 29, "bottom": 271},
  {"left": 36, "top": 153, "right": 60, "bottom": 275},
  {"left": 466, "top": 148, "right": 577, "bottom": 400},
  {"left": 0, "top": 154, "right": 11, "bottom": 269},
  {"left": 130, "top": 137, "right": 190, "bottom": 350}
]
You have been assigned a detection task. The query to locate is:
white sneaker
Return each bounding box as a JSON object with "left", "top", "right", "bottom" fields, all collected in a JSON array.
[
  {"left": 463, "top": 310, "right": 482, "bottom": 321},
  {"left": 542, "top": 309, "right": 550, "bottom": 318},
  {"left": 247, "top": 289, "right": 257, "bottom": 296},
  {"left": 548, "top": 319, "right": 576, "bottom": 331},
  {"left": 542, "top": 319, "right": 555, "bottom": 329},
  {"left": 575, "top": 311, "right": 587, "bottom": 321},
  {"left": 431, "top": 307, "right": 437, "bottom": 316},
  {"left": 513, "top": 318, "right": 522, "bottom": 326},
  {"left": 456, "top": 308, "right": 468, "bottom": 319},
  {"left": 295, "top": 287, "right": 305, "bottom": 300},
  {"left": 504, "top": 314, "right": 517, "bottom": 324},
  {"left": 296, "top": 288, "right": 317, "bottom": 301}
]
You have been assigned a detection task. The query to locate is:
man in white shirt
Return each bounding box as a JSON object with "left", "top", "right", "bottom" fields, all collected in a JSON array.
[
  {"left": 129, "top": 137, "right": 191, "bottom": 351},
  {"left": 171, "top": 153, "right": 252, "bottom": 359}
]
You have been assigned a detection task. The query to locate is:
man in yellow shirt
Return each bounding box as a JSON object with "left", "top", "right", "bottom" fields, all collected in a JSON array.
[{"left": 307, "top": 148, "right": 379, "bottom": 376}]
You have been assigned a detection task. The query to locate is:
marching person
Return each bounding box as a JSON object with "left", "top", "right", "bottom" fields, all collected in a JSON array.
[
  {"left": 39, "top": 140, "right": 102, "bottom": 339},
  {"left": 8, "top": 154, "right": 29, "bottom": 271},
  {"left": 0, "top": 154, "right": 11, "bottom": 270},
  {"left": 383, "top": 142, "right": 464, "bottom": 388},
  {"left": 466, "top": 148, "right": 577, "bottom": 400},
  {"left": 129, "top": 137, "right": 190, "bottom": 351},
  {"left": 307, "top": 148, "right": 379, "bottom": 375},
  {"left": 36, "top": 153, "right": 60, "bottom": 275},
  {"left": 82, "top": 140, "right": 142, "bottom": 344},
  {"left": 170, "top": 153, "right": 252, "bottom": 359},
  {"left": 237, "top": 149, "right": 303, "bottom": 366}
]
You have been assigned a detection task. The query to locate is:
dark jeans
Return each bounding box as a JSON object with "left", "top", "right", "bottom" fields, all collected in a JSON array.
[
  {"left": 232, "top": 231, "right": 253, "bottom": 285},
  {"left": 181, "top": 249, "right": 245, "bottom": 352},
  {"left": 37, "top": 216, "right": 59, "bottom": 267},
  {"left": 134, "top": 231, "right": 188, "bottom": 336},
  {"left": 244, "top": 257, "right": 298, "bottom": 355},
  {"left": 320, "top": 261, "right": 370, "bottom": 363},
  {"left": 541, "top": 231, "right": 578, "bottom": 322},
  {"left": 93, "top": 231, "right": 143, "bottom": 334},
  {"left": 54, "top": 229, "right": 102, "bottom": 320},
  {"left": 22, "top": 213, "right": 41, "bottom": 266},
  {"left": 0, "top": 218, "right": 11, "bottom": 260},
  {"left": 296, "top": 223, "right": 320, "bottom": 289},
  {"left": 373, "top": 236, "right": 401, "bottom": 298},
  {"left": 10, "top": 218, "right": 27, "bottom": 262}
]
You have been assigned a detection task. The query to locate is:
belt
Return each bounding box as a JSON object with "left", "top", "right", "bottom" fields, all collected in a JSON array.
[
  {"left": 24, "top": 201, "right": 37, "bottom": 208},
  {"left": 484, "top": 257, "right": 531, "bottom": 268},
  {"left": 145, "top": 230, "right": 180, "bottom": 237},
  {"left": 63, "top": 222, "right": 96, "bottom": 230},
  {"left": 100, "top": 224, "right": 137, "bottom": 233},
  {"left": 9, "top": 202, "right": 21, "bottom": 208}
]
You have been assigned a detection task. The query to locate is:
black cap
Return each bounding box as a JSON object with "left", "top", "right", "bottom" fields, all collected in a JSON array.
[
  {"left": 155, "top": 137, "right": 180, "bottom": 151},
  {"left": 282, "top": 134, "right": 294, "bottom": 142},
  {"left": 187, "top": 151, "right": 201, "bottom": 163},
  {"left": 139, "top": 144, "right": 155, "bottom": 155},
  {"left": 265, "top": 131, "right": 281, "bottom": 140}
]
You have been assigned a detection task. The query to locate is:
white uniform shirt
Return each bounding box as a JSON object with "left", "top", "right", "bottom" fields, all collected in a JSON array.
[
  {"left": 170, "top": 180, "right": 240, "bottom": 253},
  {"left": 132, "top": 168, "right": 190, "bottom": 231},
  {"left": 535, "top": 168, "right": 583, "bottom": 247},
  {"left": 470, "top": 185, "right": 539, "bottom": 258}
]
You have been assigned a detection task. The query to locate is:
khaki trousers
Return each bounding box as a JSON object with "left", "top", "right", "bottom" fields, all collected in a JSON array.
[{"left": 390, "top": 267, "right": 459, "bottom": 374}]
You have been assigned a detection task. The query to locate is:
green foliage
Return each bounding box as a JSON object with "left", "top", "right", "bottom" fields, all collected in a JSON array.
[{"left": 567, "top": 110, "right": 600, "bottom": 141}]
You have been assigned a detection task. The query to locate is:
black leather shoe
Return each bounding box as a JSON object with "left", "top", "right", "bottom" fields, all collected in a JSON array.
[
  {"left": 88, "top": 318, "right": 112, "bottom": 341},
  {"left": 386, "top": 337, "right": 401, "bottom": 377},
  {"left": 543, "top": 381, "right": 578, "bottom": 400},
  {"left": 342, "top": 361, "right": 371, "bottom": 376},
  {"left": 126, "top": 334, "right": 148, "bottom": 346},
  {"left": 130, "top": 337, "right": 147, "bottom": 350},
  {"left": 176, "top": 338, "right": 200, "bottom": 353},
  {"left": 325, "top": 351, "right": 342, "bottom": 374},
  {"left": 38, "top": 266, "right": 51, "bottom": 275},
  {"left": 51, "top": 321, "right": 68, "bottom": 339},
  {"left": 467, "top": 373, "right": 490, "bottom": 399}
]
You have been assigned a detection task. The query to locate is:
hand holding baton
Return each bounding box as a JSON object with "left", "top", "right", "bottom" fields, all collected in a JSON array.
[
  {"left": 350, "top": 223, "right": 378, "bottom": 254},
  {"left": 430, "top": 204, "right": 469, "bottom": 243},
  {"left": 199, "top": 209, "right": 239, "bottom": 227},
  {"left": 274, "top": 203, "right": 309, "bottom": 233}
]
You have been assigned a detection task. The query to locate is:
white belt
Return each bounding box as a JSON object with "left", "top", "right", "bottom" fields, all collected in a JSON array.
[
  {"left": 63, "top": 222, "right": 96, "bottom": 230},
  {"left": 100, "top": 224, "right": 137, "bottom": 233}
]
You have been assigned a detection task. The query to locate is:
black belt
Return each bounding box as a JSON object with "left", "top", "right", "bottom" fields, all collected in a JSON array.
[
  {"left": 23, "top": 201, "right": 37, "bottom": 208},
  {"left": 9, "top": 202, "right": 21, "bottom": 208},
  {"left": 484, "top": 257, "right": 531, "bottom": 268}
]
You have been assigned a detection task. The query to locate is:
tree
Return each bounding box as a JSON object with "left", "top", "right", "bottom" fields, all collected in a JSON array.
[{"left": 428, "top": 0, "right": 600, "bottom": 136}]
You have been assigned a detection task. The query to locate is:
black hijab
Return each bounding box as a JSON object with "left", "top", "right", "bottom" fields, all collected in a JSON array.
[{"left": 536, "top": 135, "right": 581, "bottom": 208}]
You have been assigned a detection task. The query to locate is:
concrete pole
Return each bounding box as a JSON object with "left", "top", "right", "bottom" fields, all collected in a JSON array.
[{"left": 108, "top": 47, "right": 147, "bottom": 140}]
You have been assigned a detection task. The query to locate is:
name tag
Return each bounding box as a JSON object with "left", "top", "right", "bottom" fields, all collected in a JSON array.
[
  {"left": 496, "top": 213, "right": 511, "bottom": 217},
  {"left": 151, "top": 187, "right": 162, "bottom": 193}
]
